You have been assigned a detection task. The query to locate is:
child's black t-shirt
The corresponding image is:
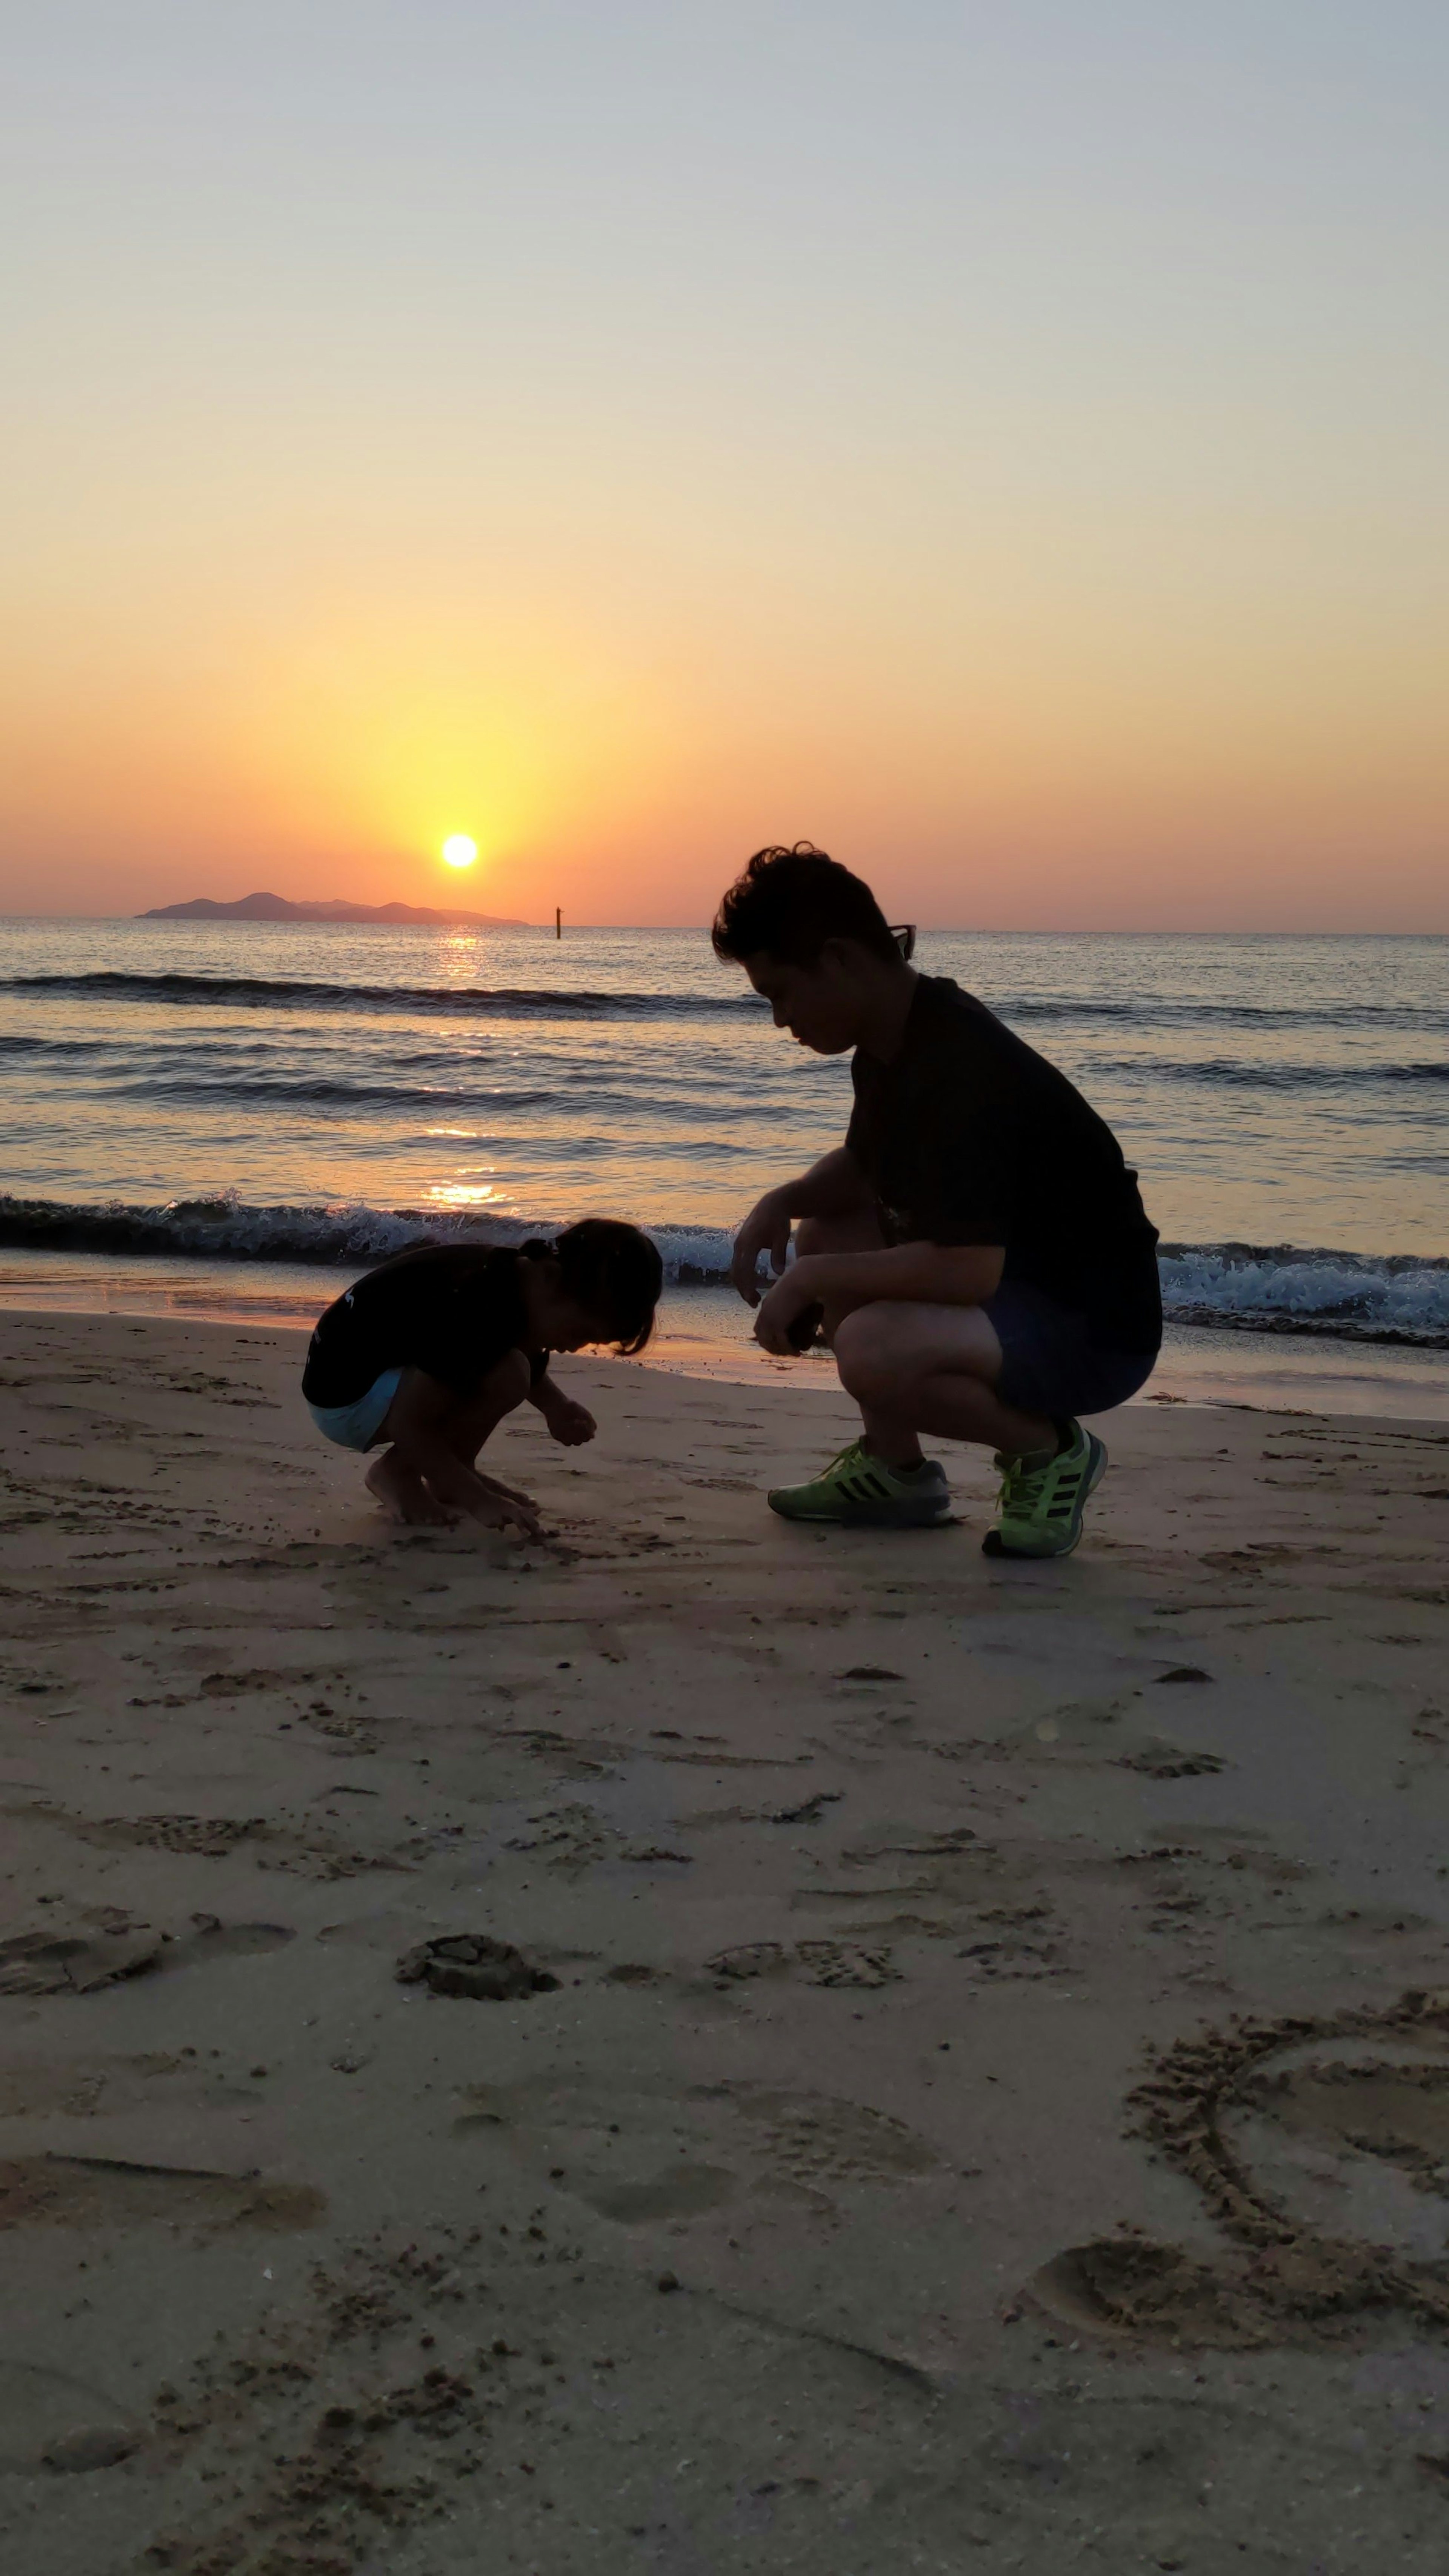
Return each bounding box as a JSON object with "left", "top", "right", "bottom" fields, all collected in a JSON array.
[
  {"left": 302, "top": 1244, "right": 544, "bottom": 1407},
  {"left": 845, "top": 975, "right": 1161, "bottom": 1355}
]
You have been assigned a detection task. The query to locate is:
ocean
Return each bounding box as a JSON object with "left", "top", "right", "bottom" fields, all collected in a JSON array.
[{"left": 1, "top": 917, "right": 1445, "bottom": 1405}]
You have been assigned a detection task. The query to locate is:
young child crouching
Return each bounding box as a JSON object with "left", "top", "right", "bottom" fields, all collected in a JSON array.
[{"left": 303, "top": 1220, "right": 662, "bottom": 1533}]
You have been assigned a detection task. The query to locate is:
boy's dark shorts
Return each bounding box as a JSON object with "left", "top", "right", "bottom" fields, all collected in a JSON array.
[{"left": 984, "top": 1279, "right": 1157, "bottom": 1419}]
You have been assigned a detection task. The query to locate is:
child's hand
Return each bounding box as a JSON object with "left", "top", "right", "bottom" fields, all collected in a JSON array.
[{"left": 542, "top": 1394, "right": 596, "bottom": 1447}]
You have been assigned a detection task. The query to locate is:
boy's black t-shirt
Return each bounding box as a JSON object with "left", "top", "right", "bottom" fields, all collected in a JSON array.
[
  {"left": 845, "top": 975, "right": 1161, "bottom": 1355},
  {"left": 302, "top": 1244, "right": 544, "bottom": 1408}
]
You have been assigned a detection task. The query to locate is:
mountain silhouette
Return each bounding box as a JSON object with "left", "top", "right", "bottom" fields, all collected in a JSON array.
[{"left": 138, "top": 891, "right": 528, "bottom": 926}]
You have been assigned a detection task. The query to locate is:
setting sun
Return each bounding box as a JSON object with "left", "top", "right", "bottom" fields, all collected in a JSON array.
[{"left": 441, "top": 834, "right": 478, "bottom": 869}]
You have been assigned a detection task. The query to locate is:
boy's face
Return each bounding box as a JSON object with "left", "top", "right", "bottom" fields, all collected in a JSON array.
[{"left": 743, "top": 943, "right": 868, "bottom": 1056}]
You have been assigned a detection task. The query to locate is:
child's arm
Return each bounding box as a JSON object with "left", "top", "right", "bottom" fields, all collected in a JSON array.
[{"left": 527, "top": 1364, "right": 597, "bottom": 1448}]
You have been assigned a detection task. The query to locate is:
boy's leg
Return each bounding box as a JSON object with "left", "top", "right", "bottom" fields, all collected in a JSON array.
[
  {"left": 788, "top": 1223, "right": 1052, "bottom": 1452},
  {"left": 820, "top": 1300, "right": 1105, "bottom": 1557},
  {"left": 795, "top": 1210, "right": 889, "bottom": 1262},
  {"left": 768, "top": 1297, "right": 1103, "bottom": 1544},
  {"left": 366, "top": 1352, "right": 533, "bottom": 1523},
  {"left": 831, "top": 1301, "right": 1055, "bottom": 1466},
  {"left": 793, "top": 1210, "right": 886, "bottom": 1339}
]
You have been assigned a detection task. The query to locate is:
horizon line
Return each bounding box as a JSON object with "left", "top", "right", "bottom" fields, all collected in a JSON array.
[{"left": 0, "top": 911, "right": 1445, "bottom": 941}]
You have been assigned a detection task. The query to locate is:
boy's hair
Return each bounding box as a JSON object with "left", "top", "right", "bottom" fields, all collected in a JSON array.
[
  {"left": 711, "top": 843, "right": 901, "bottom": 969},
  {"left": 526, "top": 1219, "right": 663, "bottom": 1354}
]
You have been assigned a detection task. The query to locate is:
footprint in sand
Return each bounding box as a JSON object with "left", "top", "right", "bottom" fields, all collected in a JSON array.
[
  {"left": 0, "top": 2048, "right": 270, "bottom": 2120},
  {"left": 0, "top": 1915, "right": 292, "bottom": 1998},
  {"left": 0, "top": 2155, "right": 323, "bottom": 2233},
  {"left": 575, "top": 2163, "right": 736, "bottom": 2222},
  {"left": 797, "top": 1823, "right": 1067, "bottom": 1970},
  {"left": 795, "top": 1939, "right": 899, "bottom": 1988},
  {"left": 703, "top": 1938, "right": 900, "bottom": 1988},
  {"left": 726, "top": 2087, "right": 940, "bottom": 2185},
  {"left": 706, "top": 1941, "right": 791, "bottom": 1981},
  {"left": 0, "top": 1922, "right": 165, "bottom": 1996},
  {"left": 453, "top": 2072, "right": 940, "bottom": 2224},
  {"left": 0, "top": 2359, "right": 141, "bottom": 2473},
  {"left": 5, "top": 1799, "right": 394, "bottom": 1875}
]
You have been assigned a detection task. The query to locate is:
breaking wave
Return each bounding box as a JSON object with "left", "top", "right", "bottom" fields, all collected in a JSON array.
[{"left": 1, "top": 1194, "right": 1446, "bottom": 1345}]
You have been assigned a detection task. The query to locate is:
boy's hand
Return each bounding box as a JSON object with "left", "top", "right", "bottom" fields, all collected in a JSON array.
[
  {"left": 731, "top": 1189, "right": 793, "bottom": 1306},
  {"left": 754, "top": 1264, "right": 823, "bottom": 1356},
  {"left": 541, "top": 1393, "right": 596, "bottom": 1447}
]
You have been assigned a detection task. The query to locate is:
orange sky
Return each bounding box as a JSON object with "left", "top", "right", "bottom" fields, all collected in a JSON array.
[{"left": 3, "top": 5, "right": 1446, "bottom": 930}]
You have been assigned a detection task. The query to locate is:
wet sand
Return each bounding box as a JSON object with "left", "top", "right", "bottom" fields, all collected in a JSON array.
[{"left": 2, "top": 1307, "right": 1449, "bottom": 2573}]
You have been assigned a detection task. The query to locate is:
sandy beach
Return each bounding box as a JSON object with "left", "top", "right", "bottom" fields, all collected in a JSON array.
[{"left": 3, "top": 1306, "right": 1449, "bottom": 2573}]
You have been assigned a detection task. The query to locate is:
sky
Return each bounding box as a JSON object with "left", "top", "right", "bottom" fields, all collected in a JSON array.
[{"left": 3, "top": 1, "right": 1446, "bottom": 930}]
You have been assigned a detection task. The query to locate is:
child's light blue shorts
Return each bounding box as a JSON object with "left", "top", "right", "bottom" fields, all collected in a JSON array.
[{"left": 306, "top": 1367, "right": 403, "bottom": 1453}]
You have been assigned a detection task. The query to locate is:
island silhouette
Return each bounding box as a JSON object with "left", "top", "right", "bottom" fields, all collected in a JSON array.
[{"left": 139, "top": 891, "right": 528, "bottom": 927}]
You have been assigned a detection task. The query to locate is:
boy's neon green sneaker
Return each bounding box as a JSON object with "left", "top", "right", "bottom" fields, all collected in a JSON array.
[
  {"left": 983, "top": 1421, "right": 1106, "bottom": 1559},
  {"left": 768, "top": 1439, "right": 952, "bottom": 1528}
]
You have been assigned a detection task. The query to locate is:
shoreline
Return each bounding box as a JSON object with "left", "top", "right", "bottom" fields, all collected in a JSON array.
[
  {"left": 3, "top": 1304, "right": 1449, "bottom": 2570},
  {"left": 0, "top": 1246, "right": 1446, "bottom": 1419}
]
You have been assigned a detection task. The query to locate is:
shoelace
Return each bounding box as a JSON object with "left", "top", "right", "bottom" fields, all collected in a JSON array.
[
  {"left": 998, "top": 1450, "right": 1054, "bottom": 1512},
  {"left": 1000, "top": 1442, "right": 1089, "bottom": 1526}
]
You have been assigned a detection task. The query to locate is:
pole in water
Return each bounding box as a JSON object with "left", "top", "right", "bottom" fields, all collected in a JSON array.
[{"left": 555, "top": 906, "right": 562, "bottom": 940}]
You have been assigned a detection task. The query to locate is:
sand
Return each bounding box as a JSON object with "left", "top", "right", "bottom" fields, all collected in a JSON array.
[{"left": 2, "top": 1306, "right": 1449, "bottom": 2574}]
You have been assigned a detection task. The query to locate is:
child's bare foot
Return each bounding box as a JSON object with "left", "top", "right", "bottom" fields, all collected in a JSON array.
[{"left": 366, "top": 1450, "right": 452, "bottom": 1525}]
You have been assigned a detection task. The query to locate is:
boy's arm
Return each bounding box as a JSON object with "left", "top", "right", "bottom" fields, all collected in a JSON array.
[
  {"left": 753, "top": 1238, "right": 1004, "bottom": 1354},
  {"left": 731, "top": 1148, "right": 875, "bottom": 1303}
]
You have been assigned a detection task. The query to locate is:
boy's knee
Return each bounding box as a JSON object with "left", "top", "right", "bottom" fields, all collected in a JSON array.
[
  {"left": 797, "top": 1209, "right": 885, "bottom": 1261},
  {"left": 833, "top": 1305, "right": 908, "bottom": 1404}
]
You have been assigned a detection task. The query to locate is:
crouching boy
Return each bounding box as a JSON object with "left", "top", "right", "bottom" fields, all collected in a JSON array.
[{"left": 714, "top": 846, "right": 1160, "bottom": 1556}]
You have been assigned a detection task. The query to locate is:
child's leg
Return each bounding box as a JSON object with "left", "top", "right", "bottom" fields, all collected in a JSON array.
[
  {"left": 831, "top": 1301, "right": 1055, "bottom": 1467},
  {"left": 436, "top": 1351, "right": 535, "bottom": 1470},
  {"left": 366, "top": 1352, "right": 534, "bottom": 1524}
]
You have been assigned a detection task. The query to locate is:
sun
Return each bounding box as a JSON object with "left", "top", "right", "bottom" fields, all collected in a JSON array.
[{"left": 441, "top": 834, "right": 478, "bottom": 869}]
